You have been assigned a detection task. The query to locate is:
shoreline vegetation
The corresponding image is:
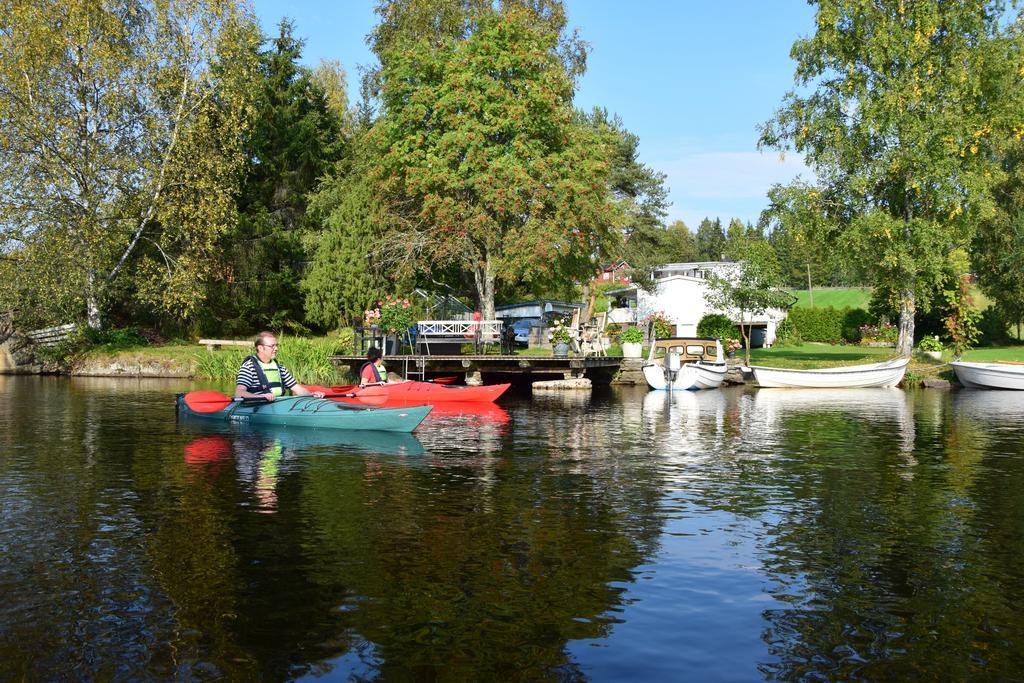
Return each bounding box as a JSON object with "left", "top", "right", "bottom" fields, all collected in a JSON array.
[{"left": 34, "top": 335, "right": 1024, "bottom": 387}]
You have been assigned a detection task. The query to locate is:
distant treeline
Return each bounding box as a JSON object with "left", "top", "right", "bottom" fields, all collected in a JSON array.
[{"left": 3, "top": 0, "right": 1024, "bottom": 354}]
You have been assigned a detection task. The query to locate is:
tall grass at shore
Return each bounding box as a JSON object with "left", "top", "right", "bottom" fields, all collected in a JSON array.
[{"left": 193, "top": 335, "right": 348, "bottom": 384}]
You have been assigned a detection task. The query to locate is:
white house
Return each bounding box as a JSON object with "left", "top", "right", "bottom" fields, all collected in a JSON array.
[{"left": 605, "top": 261, "right": 789, "bottom": 346}]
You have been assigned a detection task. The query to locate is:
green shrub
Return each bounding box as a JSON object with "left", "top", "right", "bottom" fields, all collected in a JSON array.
[
  {"left": 774, "top": 318, "right": 802, "bottom": 346},
  {"left": 785, "top": 307, "right": 843, "bottom": 343},
  {"left": 619, "top": 326, "right": 644, "bottom": 344},
  {"left": 696, "top": 314, "right": 736, "bottom": 340},
  {"left": 193, "top": 335, "right": 344, "bottom": 384},
  {"left": 83, "top": 326, "right": 149, "bottom": 350},
  {"left": 977, "top": 307, "right": 1012, "bottom": 346},
  {"left": 841, "top": 308, "right": 872, "bottom": 343},
  {"left": 785, "top": 306, "right": 870, "bottom": 343}
]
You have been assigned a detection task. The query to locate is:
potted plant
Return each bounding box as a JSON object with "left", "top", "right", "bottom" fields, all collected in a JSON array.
[
  {"left": 549, "top": 319, "right": 572, "bottom": 357},
  {"left": 724, "top": 338, "right": 742, "bottom": 359},
  {"left": 917, "top": 335, "right": 944, "bottom": 360},
  {"left": 376, "top": 295, "right": 415, "bottom": 354},
  {"left": 620, "top": 326, "right": 644, "bottom": 358}
]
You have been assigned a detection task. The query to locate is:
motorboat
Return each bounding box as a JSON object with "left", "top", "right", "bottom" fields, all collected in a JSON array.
[
  {"left": 950, "top": 360, "right": 1024, "bottom": 390},
  {"left": 642, "top": 337, "right": 727, "bottom": 391},
  {"left": 742, "top": 357, "right": 909, "bottom": 389}
]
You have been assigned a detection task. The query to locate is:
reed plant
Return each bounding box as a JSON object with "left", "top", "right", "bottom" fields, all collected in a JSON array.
[{"left": 193, "top": 334, "right": 348, "bottom": 384}]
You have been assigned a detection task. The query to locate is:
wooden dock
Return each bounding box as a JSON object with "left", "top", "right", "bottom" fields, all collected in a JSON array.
[{"left": 329, "top": 353, "right": 623, "bottom": 385}]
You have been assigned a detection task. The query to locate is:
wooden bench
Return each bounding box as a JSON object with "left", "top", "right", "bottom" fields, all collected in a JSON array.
[
  {"left": 27, "top": 323, "right": 77, "bottom": 347},
  {"left": 198, "top": 339, "right": 254, "bottom": 352},
  {"left": 415, "top": 320, "right": 502, "bottom": 355}
]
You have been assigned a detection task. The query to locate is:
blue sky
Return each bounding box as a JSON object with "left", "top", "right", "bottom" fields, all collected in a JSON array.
[{"left": 251, "top": 0, "right": 816, "bottom": 230}]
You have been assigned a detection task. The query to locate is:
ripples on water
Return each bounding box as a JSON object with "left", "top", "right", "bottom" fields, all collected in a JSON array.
[{"left": 2, "top": 376, "right": 1024, "bottom": 680}]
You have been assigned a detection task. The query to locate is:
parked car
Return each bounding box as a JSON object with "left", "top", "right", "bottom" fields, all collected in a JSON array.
[{"left": 511, "top": 318, "right": 539, "bottom": 346}]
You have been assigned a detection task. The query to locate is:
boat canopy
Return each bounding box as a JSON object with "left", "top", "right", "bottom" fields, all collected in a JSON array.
[{"left": 646, "top": 337, "right": 721, "bottom": 364}]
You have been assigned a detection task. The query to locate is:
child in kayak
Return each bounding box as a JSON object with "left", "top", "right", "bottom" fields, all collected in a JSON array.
[{"left": 360, "top": 347, "right": 389, "bottom": 386}]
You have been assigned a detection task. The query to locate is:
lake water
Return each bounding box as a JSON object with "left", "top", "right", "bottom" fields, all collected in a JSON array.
[{"left": 2, "top": 375, "right": 1024, "bottom": 680}]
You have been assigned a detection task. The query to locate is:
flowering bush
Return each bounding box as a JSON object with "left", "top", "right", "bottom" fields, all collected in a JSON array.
[
  {"left": 377, "top": 295, "right": 415, "bottom": 333},
  {"left": 548, "top": 319, "right": 572, "bottom": 345},
  {"left": 364, "top": 307, "right": 381, "bottom": 327},
  {"left": 724, "top": 338, "right": 742, "bottom": 353},
  {"left": 643, "top": 311, "right": 674, "bottom": 339},
  {"left": 917, "top": 335, "right": 944, "bottom": 352},
  {"left": 859, "top": 321, "right": 897, "bottom": 345}
]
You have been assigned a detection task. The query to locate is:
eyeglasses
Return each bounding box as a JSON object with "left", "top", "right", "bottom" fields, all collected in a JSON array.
[{"left": 259, "top": 343, "right": 278, "bottom": 349}]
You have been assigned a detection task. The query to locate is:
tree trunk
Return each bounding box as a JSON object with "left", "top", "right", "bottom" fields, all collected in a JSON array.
[
  {"left": 896, "top": 288, "right": 915, "bottom": 357},
  {"left": 740, "top": 320, "right": 751, "bottom": 365},
  {"left": 86, "top": 269, "right": 102, "bottom": 330},
  {"left": 473, "top": 256, "right": 496, "bottom": 320}
]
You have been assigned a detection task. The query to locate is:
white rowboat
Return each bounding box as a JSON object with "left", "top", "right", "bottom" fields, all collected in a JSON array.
[
  {"left": 950, "top": 361, "right": 1024, "bottom": 390},
  {"left": 743, "top": 357, "right": 909, "bottom": 389}
]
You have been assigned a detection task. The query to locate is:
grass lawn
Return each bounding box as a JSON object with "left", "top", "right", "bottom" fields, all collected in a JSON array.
[
  {"left": 788, "top": 287, "right": 872, "bottom": 309},
  {"left": 81, "top": 342, "right": 201, "bottom": 366},
  {"left": 957, "top": 346, "right": 1024, "bottom": 362},
  {"left": 746, "top": 342, "right": 897, "bottom": 369},
  {"left": 744, "top": 341, "right": 1024, "bottom": 370}
]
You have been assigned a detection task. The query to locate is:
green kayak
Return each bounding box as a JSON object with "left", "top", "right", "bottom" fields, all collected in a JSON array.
[{"left": 176, "top": 391, "right": 431, "bottom": 433}]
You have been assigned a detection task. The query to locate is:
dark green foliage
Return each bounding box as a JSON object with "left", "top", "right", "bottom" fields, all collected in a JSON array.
[
  {"left": 210, "top": 20, "right": 345, "bottom": 333},
  {"left": 696, "top": 314, "right": 737, "bottom": 341},
  {"left": 977, "top": 306, "right": 1013, "bottom": 346},
  {"left": 786, "top": 306, "right": 870, "bottom": 344},
  {"left": 974, "top": 142, "right": 1024, "bottom": 329},
  {"left": 303, "top": 177, "right": 389, "bottom": 329},
  {"left": 773, "top": 318, "right": 801, "bottom": 346},
  {"left": 82, "top": 326, "right": 149, "bottom": 349},
  {"left": 695, "top": 218, "right": 725, "bottom": 261}
]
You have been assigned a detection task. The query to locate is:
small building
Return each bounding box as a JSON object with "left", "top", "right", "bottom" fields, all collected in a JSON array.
[
  {"left": 590, "top": 260, "right": 632, "bottom": 288},
  {"left": 494, "top": 299, "right": 583, "bottom": 323},
  {"left": 605, "top": 261, "right": 788, "bottom": 346}
]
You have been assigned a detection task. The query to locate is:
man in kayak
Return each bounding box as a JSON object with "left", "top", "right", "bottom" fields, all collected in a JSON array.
[
  {"left": 235, "top": 332, "right": 324, "bottom": 401},
  {"left": 360, "top": 347, "right": 389, "bottom": 386}
]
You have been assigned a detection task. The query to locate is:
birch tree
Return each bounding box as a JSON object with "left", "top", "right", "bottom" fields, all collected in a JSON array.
[
  {"left": 0, "top": 0, "right": 258, "bottom": 328},
  {"left": 760, "top": 0, "right": 1024, "bottom": 355}
]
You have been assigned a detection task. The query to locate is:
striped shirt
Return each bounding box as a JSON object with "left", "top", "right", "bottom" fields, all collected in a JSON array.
[{"left": 235, "top": 357, "right": 297, "bottom": 393}]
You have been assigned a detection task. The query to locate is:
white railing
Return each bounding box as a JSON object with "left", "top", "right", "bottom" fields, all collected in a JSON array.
[
  {"left": 27, "top": 323, "right": 77, "bottom": 347},
  {"left": 416, "top": 320, "right": 501, "bottom": 338},
  {"left": 416, "top": 319, "right": 502, "bottom": 354}
]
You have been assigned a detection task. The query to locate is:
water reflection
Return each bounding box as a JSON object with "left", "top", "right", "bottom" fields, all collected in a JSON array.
[{"left": 4, "top": 376, "right": 1024, "bottom": 680}]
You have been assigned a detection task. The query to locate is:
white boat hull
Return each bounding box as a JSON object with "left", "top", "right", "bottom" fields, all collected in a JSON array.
[
  {"left": 745, "top": 357, "right": 909, "bottom": 389},
  {"left": 643, "top": 361, "right": 727, "bottom": 391},
  {"left": 950, "top": 361, "right": 1024, "bottom": 390}
]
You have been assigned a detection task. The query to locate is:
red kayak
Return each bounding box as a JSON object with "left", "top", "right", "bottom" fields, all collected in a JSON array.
[{"left": 305, "top": 381, "right": 510, "bottom": 403}]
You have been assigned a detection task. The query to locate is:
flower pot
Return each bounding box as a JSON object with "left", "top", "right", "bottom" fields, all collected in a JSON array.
[
  {"left": 622, "top": 341, "right": 643, "bottom": 358},
  {"left": 553, "top": 342, "right": 570, "bottom": 357}
]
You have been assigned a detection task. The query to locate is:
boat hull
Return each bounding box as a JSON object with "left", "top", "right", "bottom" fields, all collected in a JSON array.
[
  {"left": 345, "top": 381, "right": 510, "bottom": 403},
  {"left": 951, "top": 361, "right": 1024, "bottom": 390},
  {"left": 746, "top": 357, "right": 909, "bottom": 389},
  {"left": 642, "top": 361, "right": 727, "bottom": 391},
  {"left": 176, "top": 394, "right": 431, "bottom": 432}
]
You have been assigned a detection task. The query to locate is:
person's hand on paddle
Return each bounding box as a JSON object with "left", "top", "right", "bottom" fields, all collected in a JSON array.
[
  {"left": 261, "top": 392, "right": 275, "bottom": 402},
  {"left": 311, "top": 391, "right": 325, "bottom": 399}
]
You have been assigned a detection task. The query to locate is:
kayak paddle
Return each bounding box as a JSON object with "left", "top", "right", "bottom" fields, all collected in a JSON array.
[{"left": 181, "top": 389, "right": 360, "bottom": 413}]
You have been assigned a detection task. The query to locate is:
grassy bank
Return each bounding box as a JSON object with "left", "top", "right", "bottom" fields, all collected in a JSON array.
[
  {"left": 788, "top": 287, "right": 872, "bottom": 309},
  {"left": 746, "top": 342, "right": 894, "bottom": 368},
  {"left": 79, "top": 334, "right": 353, "bottom": 383}
]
